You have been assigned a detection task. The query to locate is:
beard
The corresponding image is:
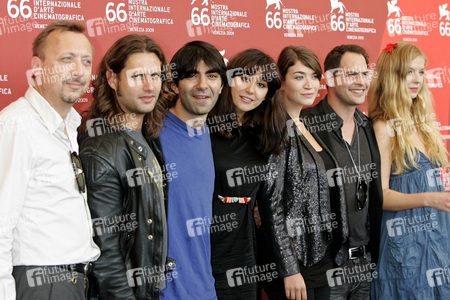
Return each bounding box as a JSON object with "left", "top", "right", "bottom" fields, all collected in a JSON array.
[{"left": 61, "top": 79, "right": 87, "bottom": 104}]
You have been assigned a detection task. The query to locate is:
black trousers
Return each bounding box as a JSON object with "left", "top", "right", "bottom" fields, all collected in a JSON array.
[{"left": 13, "top": 265, "right": 87, "bottom": 300}]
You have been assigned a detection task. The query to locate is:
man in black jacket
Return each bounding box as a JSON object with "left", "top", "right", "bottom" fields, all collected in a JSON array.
[
  {"left": 301, "top": 44, "right": 383, "bottom": 300},
  {"left": 78, "top": 34, "right": 174, "bottom": 300}
]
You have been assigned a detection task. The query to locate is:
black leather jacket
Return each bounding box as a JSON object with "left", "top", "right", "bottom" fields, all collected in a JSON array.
[{"left": 79, "top": 125, "right": 174, "bottom": 300}]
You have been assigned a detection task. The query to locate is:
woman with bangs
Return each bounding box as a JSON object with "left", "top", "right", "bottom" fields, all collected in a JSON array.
[
  {"left": 258, "top": 46, "right": 348, "bottom": 300},
  {"left": 368, "top": 42, "right": 450, "bottom": 299},
  {"left": 208, "top": 49, "right": 287, "bottom": 299}
]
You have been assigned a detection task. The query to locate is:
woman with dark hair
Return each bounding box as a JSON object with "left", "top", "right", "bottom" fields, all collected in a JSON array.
[
  {"left": 208, "top": 48, "right": 286, "bottom": 299},
  {"left": 258, "top": 46, "right": 348, "bottom": 300}
]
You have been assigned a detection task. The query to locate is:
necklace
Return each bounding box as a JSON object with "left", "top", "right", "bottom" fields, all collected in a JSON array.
[
  {"left": 344, "top": 119, "right": 361, "bottom": 179},
  {"left": 343, "top": 117, "right": 368, "bottom": 210}
]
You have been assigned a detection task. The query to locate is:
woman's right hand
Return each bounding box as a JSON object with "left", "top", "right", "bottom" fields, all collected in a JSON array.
[{"left": 284, "top": 273, "right": 307, "bottom": 300}]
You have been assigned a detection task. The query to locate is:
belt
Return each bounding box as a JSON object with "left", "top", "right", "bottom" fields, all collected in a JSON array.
[
  {"left": 66, "top": 262, "right": 93, "bottom": 275},
  {"left": 348, "top": 245, "right": 367, "bottom": 260}
]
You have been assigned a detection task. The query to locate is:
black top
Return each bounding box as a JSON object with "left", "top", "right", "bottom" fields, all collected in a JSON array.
[
  {"left": 210, "top": 126, "right": 267, "bottom": 299},
  {"left": 298, "top": 149, "right": 335, "bottom": 288}
]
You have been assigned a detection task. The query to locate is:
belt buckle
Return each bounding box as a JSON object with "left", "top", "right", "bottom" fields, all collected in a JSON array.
[
  {"left": 348, "top": 245, "right": 366, "bottom": 260},
  {"left": 83, "top": 262, "right": 92, "bottom": 275},
  {"left": 349, "top": 247, "right": 357, "bottom": 260}
]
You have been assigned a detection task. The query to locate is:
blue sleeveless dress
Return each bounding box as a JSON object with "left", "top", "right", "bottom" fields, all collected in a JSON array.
[{"left": 371, "top": 152, "right": 450, "bottom": 299}]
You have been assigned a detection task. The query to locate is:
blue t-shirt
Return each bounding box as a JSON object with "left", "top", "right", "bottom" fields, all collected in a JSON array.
[{"left": 159, "top": 110, "right": 217, "bottom": 300}]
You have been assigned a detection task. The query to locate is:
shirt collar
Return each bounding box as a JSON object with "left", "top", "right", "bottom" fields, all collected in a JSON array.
[
  {"left": 25, "top": 86, "right": 81, "bottom": 134},
  {"left": 321, "top": 96, "right": 367, "bottom": 131}
]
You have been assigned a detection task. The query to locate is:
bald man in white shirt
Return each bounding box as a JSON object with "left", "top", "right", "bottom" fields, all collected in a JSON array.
[{"left": 0, "top": 21, "right": 100, "bottom": 300}]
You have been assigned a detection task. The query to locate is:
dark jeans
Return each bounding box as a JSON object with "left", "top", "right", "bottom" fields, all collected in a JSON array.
[
  {"left": 13, "top": 265, "right": 88, "bottom": 300},
  {"left": 329, "top": 253, "right": 373, "bottom": 300}
]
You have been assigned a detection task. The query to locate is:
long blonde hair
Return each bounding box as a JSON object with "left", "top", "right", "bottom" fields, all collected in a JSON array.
[{"left": 368, "top": 42, "right": 448, "bottom": 174}]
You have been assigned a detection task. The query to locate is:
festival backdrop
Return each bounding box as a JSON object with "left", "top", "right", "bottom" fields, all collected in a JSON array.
[
  {"left": 1, "top": 0, "right": 449, "bottom": 132},
  {"left": 0, "top": 0, "right": 449, "bottom": 295}
]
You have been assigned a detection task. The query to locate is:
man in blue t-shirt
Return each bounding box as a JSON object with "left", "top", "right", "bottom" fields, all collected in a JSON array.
[{"left": 159, "top": 41, "right": 226, "bottom": 300}]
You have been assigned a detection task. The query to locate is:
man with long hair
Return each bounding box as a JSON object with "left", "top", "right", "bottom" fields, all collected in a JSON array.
[
  {"left": 301, "top": 44, "right": 383, "bottom": 300},
  {"left": 78, "top": 34, "right": 173, "bottom": 299},
  {"left": 0, "top": 21, "right": 100, "bottom": 299},
  {"left": 158, "top": 41, "right": 226, "bottom": 300}
]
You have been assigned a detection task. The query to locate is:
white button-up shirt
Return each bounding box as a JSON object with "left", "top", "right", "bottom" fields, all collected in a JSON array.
[{"left": 0, "top": 87, "right": 100, "bottom": 299}]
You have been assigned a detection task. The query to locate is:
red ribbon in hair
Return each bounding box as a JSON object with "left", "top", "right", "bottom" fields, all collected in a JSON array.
[{"left": 383, "top": 43, "right": 398, "bottom": 53}]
